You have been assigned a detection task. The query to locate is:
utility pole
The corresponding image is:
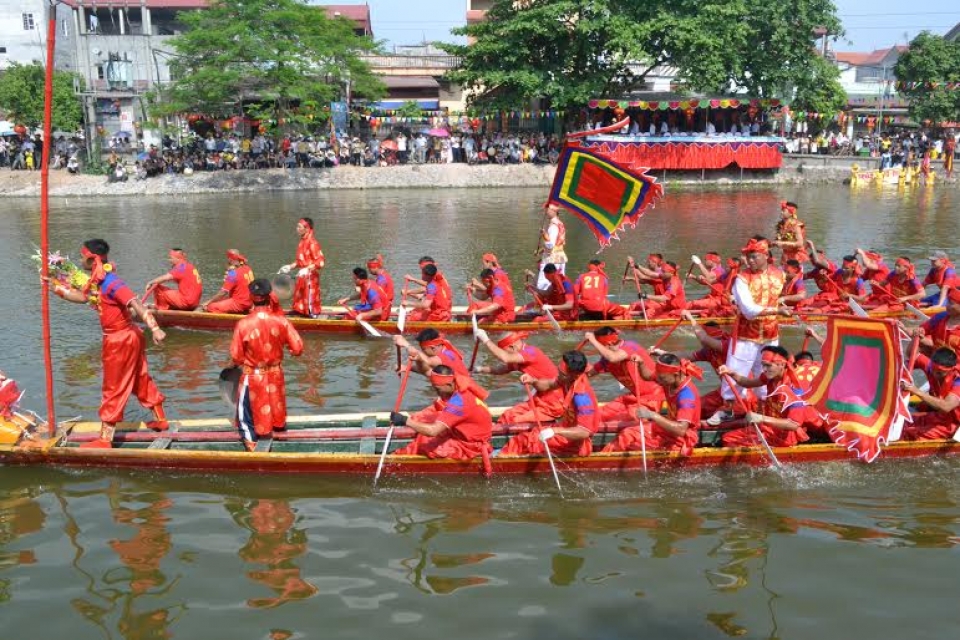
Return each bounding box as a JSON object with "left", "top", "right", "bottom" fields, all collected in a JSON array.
[{"left": 877, "top": 64, "right": 887, "bottom": 136}]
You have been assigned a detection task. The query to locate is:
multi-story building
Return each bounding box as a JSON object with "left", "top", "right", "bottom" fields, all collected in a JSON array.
[
  {"left": 361, "top": 43, "right": 462, "bottom": 113},
  {"left": 833, "top": 46, "right": 908, "bottom": 135},
  {"left": 0, "top": 1, "right": 75, "bottom": 71}
]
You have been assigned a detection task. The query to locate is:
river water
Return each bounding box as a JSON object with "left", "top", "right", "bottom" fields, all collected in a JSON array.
[{"left": 1, "top": 184, "right": 959, "bottom": 639}]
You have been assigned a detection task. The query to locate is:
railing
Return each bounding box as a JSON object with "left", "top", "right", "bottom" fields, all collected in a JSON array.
[{"left": 359, "top": 54, "right": 461, "bottom": 70}]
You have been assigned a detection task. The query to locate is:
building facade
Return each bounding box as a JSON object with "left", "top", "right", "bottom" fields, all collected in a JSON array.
[{"left": 833, "top": 46, "right": 908, "bottom": 135}]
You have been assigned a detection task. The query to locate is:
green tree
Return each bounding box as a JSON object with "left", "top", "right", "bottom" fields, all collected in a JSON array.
[
  {"left": 790, "top": 54, "right": 847, "bottom": 115},
  {"left": 442, "top": 0, "right": 843, "bottom": 117},
  {"left": 0, "top": 63, "right": 84, "bottom": 130},
  {"left": 893, "top": 32, "right": 960, "bottom": 126},
  {"left": 153, "top": 0, "right": 385, "bottom": 130}
]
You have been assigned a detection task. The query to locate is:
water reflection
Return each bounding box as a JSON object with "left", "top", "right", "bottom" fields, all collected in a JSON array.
[
  {"left": 0, "top": 488, "right": 45, "bottom": 603},
  {"left": 225, "top": 497, "right": 318, "bottom": 609}
]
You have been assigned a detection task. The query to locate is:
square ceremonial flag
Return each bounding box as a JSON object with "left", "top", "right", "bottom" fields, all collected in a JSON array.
[
  {"left": 548, "top": 145, "right": 663, "bottom": 250},
  {"left": 805, "top": 316, "right": 911, "bottom": 462}
]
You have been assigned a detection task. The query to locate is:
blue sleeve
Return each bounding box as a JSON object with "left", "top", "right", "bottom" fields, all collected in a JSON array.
[{"left": 573, "top": 392, "right": 595, "bottom": 417}]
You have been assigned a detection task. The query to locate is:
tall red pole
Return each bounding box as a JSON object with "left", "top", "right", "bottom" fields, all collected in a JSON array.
[{"left": 41, "top": 1, "right": 57, "bottom": 435}]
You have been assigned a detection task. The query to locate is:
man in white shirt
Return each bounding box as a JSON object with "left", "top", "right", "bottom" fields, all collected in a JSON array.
[{"left": 537, "top": 204, "right": 567, "bottom": 288}]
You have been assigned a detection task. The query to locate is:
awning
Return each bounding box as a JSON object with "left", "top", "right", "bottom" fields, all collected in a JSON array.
[{"left": 381, "top": 76, "right": 440, "bottom": 90}]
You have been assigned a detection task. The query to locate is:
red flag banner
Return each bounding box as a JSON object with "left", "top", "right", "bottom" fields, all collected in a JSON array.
[
  {"left": 548, "top": 145, "right": 663, "bottom": 249},
  {"left": 806, "top": 317, "right": 911, "bottom": 462}
]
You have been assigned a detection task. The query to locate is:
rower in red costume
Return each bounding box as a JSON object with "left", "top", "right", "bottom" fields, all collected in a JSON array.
[
  {"left": 772, "top": 201, "right": 809, "bottom": 265},
  {"left": 338, "top": 267, "right": 391, "bottom": 321},
  {"left": 202, "top": 249, "right": 254, "bottom": 314},
  {"left": 855, "top": 248, "right": 890, "bottom": 287},
  {"left": 406, "top": 260, "right": 453, "bottom": 322},
  {"left": 230, "top": 279, "right": 304, "bottom": 451},
  {"left": 798, "top": 254, "right": 865, "bottom": 311},
  {"left": 799, "top": 241, "right": 837, "bottom": 301},
  {"left": 921, "top": 250, "right": 958, "bottom": 307},
  {"left": 687, "top": 252, "right": 732, "bottom": 315},
  {"left": 920, "top": 288, "right": 960, "bottom": 355},
  {"left": 719, "top": 346, "right": 824, "bottom": 447},
  {"left": 777, "top": 260, "right": 807, "bottom": 307},
  {"left": 901, "top": 347, "right": 960, "bottom": 440},
  {"left": 525, "top": 263, "right": 577, "bottom": 321},
  {"left": 473, "top": 330, "right": 565, "bottom": 425},
  {"left": 145, "top": 248, "right": 203, "bottom": 311},
  {"left": 602, "top": 353, "right": 702, "bottom": 455},
  {"left": 945, "top": 136, "right": 956, "bottom": 178},
  {"left": 480, "top": 252, "right": 512, "bottom": 292},
  {"left": 862, "top": 256, "right": 924, "bottom": 311},
  {"left": 45, "top": 239, "right": 168, "bottom": 448},
  {"left": 582, "top": 327, "right": 664, "bottom": 421},
  {"left": 626, "top": 253, "right": 665, "bottom": 294},
  {"left": 365, "top": 255, "right": 394, "bottom": 304},
  {"left": 500, "top": 350, "right": 600, "bottom": 457},
  {"left": 393, "top": 328, "right": 471, "bottom": 423},
  {"left": 0, "top": 370, "right": 22, "bottom": 419},
  {"left": 630, "top": 261, "right": 686, "bottom": 319},
  {"left": 576, "top": 260, "right": 626, "bottom": 320},
  {"left": 390, "top": 365, "right": 493, "bottom": 465},
  {"left": 279, "top": 217, "right": 325, "bottom": 317},
  {"left": 466, "top": 268, "right": 516, "bottom": 323}
]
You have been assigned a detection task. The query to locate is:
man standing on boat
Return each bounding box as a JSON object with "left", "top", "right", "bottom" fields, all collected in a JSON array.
[
  {"left": 45, "top": 239, "right": 169, "bottom": 448},
  {"left": 389, "top": 365, "right": 493, "bottom": 466},
  {"left": 230, "top": 279, "right": 304, "bottom": 451},
  {"left": 144, "top": 248, "right": 203, "bottom": 311},
  {"left": 201, "top": 249, "right": 254, "bottom": 314},
  {"left": 473, "top": 330, "right": 565, "bottom": 425},
  {"left": 537, "top": 204, "right": 567, "bottom": 289},
  {"left": 709, "top": 237, "right": 786, "bottom": 425},
  {"left": 583, "top": 327, "right": 663, "bottom": 422},
  {"left": 279, "top": 218, "right": 324, "bottom": 317},
  {"left": 602, "top": 353, "right": 702, "bottom": 455},
  {"left": 772, "top": 201, "right": 808, "bottom": 266},
  {"left": 499, "top": 350, "right": 599, "bottom": 457}
]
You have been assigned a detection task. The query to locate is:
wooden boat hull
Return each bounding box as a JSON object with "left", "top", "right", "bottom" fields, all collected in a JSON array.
[
  {"left": 2, "top": 412, "right": 956, "bottom": 476},
  {"left": 155, "top": 306, "right": 937, "bottom": 335}
]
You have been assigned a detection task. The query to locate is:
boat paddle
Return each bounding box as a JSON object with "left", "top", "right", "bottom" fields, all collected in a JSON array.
[
  {"left": 905, "top": 304, "right": 930, "bottom": 322},
  {"left": 395, "top": 303, "right": 408, "bottom": 374},
  {"left": 630, "top": 360, "right": 648, "bottom": 477},
  {"left": 526, "top": 285, "right": 563, "bottom": 335},
  {"left": 848, "top": 297, "right": 869, "bottom": 318},
  {"left": 651, "top": 316, "right": 685, "bottom": 351},
  {"left": 140, "top": 283, "right": 158, "bottom": 304},
  {"left": 525, "top": 383, "right": 563, "bottom": 497},
  {"left": 721, "top": 373, "right": 782, "bottom": 469},
  {"left": 617, "top": 261, "right": 630, "bottom": 302},
  {"left": 375, "top": 356, "right": 414, "bottom": 486},
  {"left": 469, "top": 313, "right": 481, "bottom": 372},
  {"left": 218, "top": 365, "right": 242, "bottom": 409},
  {"left": 341, "top": 305, "right": 384, "bottom": 338}
]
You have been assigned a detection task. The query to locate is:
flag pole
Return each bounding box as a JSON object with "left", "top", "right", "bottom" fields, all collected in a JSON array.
[{"left": 41, "top": 0, "right": 58, "bottom": 435}]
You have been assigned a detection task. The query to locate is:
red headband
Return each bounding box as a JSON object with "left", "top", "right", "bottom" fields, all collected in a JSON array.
[
  {"left": 779, "top": 200, "right": 797, "bottom": 214},
  {"left": 298, "top": 218, "right": 311, "bottom": 228},
  {"left": 367, "top": 254, "right": 383, "bottom": 269},
  {"left": 497, "top": 332, "right": 528, "bottom": 349},
  {"left": 741, "top": 239, "right": 769, "bottom": 255},
  {"left": 429, "top": 370, "right": 456, "bottom": 385},
  {"left": 864, "top": 251, "right": 883, "bottom": 261},
  {"left": 726, "top": 257, "right": 739, "bottom": 269},
  {"left": 169, "top": 249, "right": 187, "bottom": 262},
  {"left": 762, "top": 350, "right": 789, "bottom": 365},
  {"left": 595, "top": 332, "right": 619, "bottom": 346},
  {"left": 420, "top": 337, "right": 444, "bottom": 348},
  {"left": 655, "top": 358, "right": 704, "bottom": 380},
  {"left": 842, "top": 257, "right": 858, "bottom": 268},
  {"left": 226, "top": 249, "right": 246, "bottom": 263},
  {"left": 895, "top": 257, "right": 915, "bottom": 280},
  {"left": 80, "top": 246, "right": 110, "bottom": 294},
  {"left": 647, "top": 254, "right": 663, "bottom": 266},
  {"left": 705, "top": 252, "right": 721, "bottom": 262},
  {"left": 661, "top": 263, "right": 677, "bottom": 275},
  {"left": 703, "top": 324, "right": 725, "bottom": 338},
  {"left": 785, "top": 264, "right": 802, "bottom": 276},
  {"left": 482, "top": 252, "right": 498, "bottom": 264}
]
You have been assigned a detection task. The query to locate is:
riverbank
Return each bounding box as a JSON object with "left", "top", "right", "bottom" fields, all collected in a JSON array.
[{"left": 0, "top": 155, "right": 951, "bottom": 197}]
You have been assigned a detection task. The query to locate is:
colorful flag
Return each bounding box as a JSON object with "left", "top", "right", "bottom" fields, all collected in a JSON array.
[
  {"left": 806, "top": 316, "right": 911, "bottom": 462},
  {"left": 548, "top": 144, "right": 663, "bottom": 249}
]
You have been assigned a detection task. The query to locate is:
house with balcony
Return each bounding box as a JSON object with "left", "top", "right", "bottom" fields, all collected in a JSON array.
[{"left": 834, "top": 46, "right": 909, "bottom": 134}]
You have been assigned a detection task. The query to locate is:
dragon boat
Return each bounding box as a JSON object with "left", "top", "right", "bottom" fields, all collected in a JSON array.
[
  {"left": 154, "top": 304, "right": 939, "bottom": 336},
  {"left": 2, "top": 407, "right": 958, "bottom": 476}
]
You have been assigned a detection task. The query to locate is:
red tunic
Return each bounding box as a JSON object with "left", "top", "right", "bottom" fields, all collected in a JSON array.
[
  {"left": 468, "top": 280, "right": 516, "bottom": 323},
  {"left": 346, "top": 280, "right": 391, "bottom": 320},
  {"left": 500, "top": 374, "right": 600, "bottom": 457},
  {"left": 375, "top": 269, "right": 395, "bottom": 304},
  {"left": 602, "top": 379, "right": 701, "bottom": 454},
  {"left": 230, "top": 308, "right": 305, "bottom": 438},
  {"left": 393, "top": 388, "right": 494, "bottom": 460},
  {"left": 0, "top": 378, "right": 22, "bottom": 419},
  {"left": 496, "top": 345, "right": 565, "bottom": 425},
  {"left": 922, "top": 312, "right": 960, "bottom": 355},
  {"left": 292, "top": 231, "right": 325, "bottom": 317},
  {"left": 540, "top": 274, "right": 578, "bottom": 321},
  {"left": 154, "top": 260, "right": 203, "bottom": 311},
  {"left": 408, "top": 272, "right": 453, "bottom": 322},
  {"left": 721, "top": 375, "right": 819, "bottom": 447},
  {"left": 592, "top": 341, "right": 665, "bottom": 421},
  {"left": 902, "top": 354, "right": 960, "bottom": 440},
  {"left": 207, "top": 264, "right": 254, "bottom": 314},
  {"left": 95, "top": 272, "right": 165, "bottom": 423},
  {"left": 775, "top": 217, "right": 808, "bottom": 263}
]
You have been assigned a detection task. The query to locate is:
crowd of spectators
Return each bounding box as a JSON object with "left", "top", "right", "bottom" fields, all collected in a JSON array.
[{"left": 781, "top": 129, "right": 958, "bottom": 162}]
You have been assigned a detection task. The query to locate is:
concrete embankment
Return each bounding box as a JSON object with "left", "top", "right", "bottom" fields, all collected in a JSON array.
[{"left": 0, "top": 154, "right": 942, "bottom": 198}]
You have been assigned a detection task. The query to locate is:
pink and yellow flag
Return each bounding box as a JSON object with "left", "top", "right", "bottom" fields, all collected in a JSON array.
[
  {"left": 548, "top": 145, "right": 663, "bottom": 249},
  {"left": 806, "top": 316, "right": 911, "bottom": 462}
]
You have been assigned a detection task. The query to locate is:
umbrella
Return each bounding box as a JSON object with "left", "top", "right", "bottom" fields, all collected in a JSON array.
[
  {"left": 380, "top": 138, "right": 398, "bottom": 151},
  {"left": 115, "top": 130, "right": 133, "bottom": 139},
  {"left": 427, "top": 128, "right": 450, "bottom": 138},
  {"left": 137, "top": 152, "right": 150, "bottom": 161}
]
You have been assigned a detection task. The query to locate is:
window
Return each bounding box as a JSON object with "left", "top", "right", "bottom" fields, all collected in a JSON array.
[
  {"left": 23, "top": 13, "right": 35, "bottom": 31},
  {"left": 0, "top": 47, "right": 7, "bottom": 54}
]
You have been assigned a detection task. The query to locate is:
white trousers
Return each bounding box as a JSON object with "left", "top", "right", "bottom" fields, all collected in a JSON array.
[
  {"left": 720, "top": 338, "right": 778, "bottom": 401},
  {"left": 537, "top": 260, "right": 566, "bottom": 290}
]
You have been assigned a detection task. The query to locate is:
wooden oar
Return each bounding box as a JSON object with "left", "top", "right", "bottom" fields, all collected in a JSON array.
[
  {"left": 395, "top": 304, "right": 408, "bottom": 374},
  {"left": 141, "top": 284, "right": 158, "bottom": 304},
  {"left": 629, "top": 270, "right": 648, "bottom": 321},
  {"left": 630, "top": 360, "right": 648, "bottom": 477},
  {"left": 525, "top": 383, "right": 563, "bottom": 497},
  {"left": 617, "top": 261, "right": 630, "bottom": 301},
  {"left": 526, "top": 285, "right": 563, "bottom": 335},
  {"left": 652, "top": 316, "right": 684, "bottom": 351},
  {"left": 469, "top": 313, "right": 481, "bottom": 372},
  {"left": 721, "top": 373, "right": 782, "bottom": 469},
  {"left": 342, "top": 305, "right": 384, "bottom": 338},
  {"left": 905, "top": 304, "right": 930, "bottom": 322},
  {"left": 848, "top": 298, "right": 869, "bottom": 318},
  {"left": 375, "top": 358, "right": 414, "bottom": 486}
]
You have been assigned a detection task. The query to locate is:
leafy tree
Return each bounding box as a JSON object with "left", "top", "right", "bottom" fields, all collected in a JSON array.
[
  {"left": 790, "top": 54, "right": 847, "bottom": 115},
  {"left": 0, "top": 63, "right": 84, "bottom": 130},
  {"left": 893, "top": 32, "right": 960, "bottom": 126},
  {"left": 442, "top": 0, "right": 843, "bottom": 117},
  {"left": 153, "top": 0, "right": 385, "bottom": 130}
]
